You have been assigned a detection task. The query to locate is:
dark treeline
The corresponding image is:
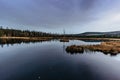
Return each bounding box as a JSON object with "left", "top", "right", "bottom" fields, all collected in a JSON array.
[
  {"left": 0, "top": 26, "right": 77, "bottom": 38},
  {"left": 0, "top": 26, "right": 119, "bottom": 38},
  {"left": 0, "top": 27, "right": 56, "bottom": 37}
]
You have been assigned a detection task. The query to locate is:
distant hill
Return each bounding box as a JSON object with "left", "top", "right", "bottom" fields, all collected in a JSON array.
[{"left": 76, "top": 31, "right": 120, "bottom": 37}]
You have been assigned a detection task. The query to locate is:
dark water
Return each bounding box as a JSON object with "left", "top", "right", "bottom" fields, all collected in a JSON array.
[{"left": 1, "top": 40, "right": 120, "bottom": 80}]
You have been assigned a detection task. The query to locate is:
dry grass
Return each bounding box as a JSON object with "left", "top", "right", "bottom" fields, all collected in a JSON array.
[
  {"left": 0, "top": 37, "right": 54, "bottom": 41},
  {"left": 66, "top": 41, "right": 120, "bottom": 55}
]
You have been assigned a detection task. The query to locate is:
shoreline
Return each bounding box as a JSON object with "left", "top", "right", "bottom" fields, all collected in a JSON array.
[
  {"left": 0, "top": 37, "right": 53, "bottom": 39},
  {"left": 66, "top": 41, "right": 120, "bottom": 55},
  {"left": 73, "top": 38, "right": 120, "bottom": 41},
  {"left": 1, "top": 37, "right": 120, "bottom": 41},
  {"left": 0, "top": 37, "right": 120, "bottom": 40}
]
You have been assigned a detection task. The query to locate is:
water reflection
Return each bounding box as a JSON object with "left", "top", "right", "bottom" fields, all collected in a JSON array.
[
  {"left": 0, "top": 40, "right": 120, "bottom": 80},
  {"left": 0, "top": 39, "right": 52, "bottom": 48},
  {"left": 66, "top": 48, "right": 118, "bottom": 56},
  {"left": 0, "top": 39, "right": 118, "bottom": 56},
  {"left": 0, "top": 39, "right": 101, "bottom": 48},
  {"left": 0, "top": 38, "right": 118, "bottom": 57}
]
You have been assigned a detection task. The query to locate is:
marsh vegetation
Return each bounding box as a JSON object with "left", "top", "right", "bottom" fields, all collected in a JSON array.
[{"left": 66, "top": 41, "right": 120, "bottom": 56}]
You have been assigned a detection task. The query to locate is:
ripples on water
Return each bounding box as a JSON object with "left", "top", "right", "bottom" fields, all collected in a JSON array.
[{"left": 0, "top": 40, "right": 120, "bottom": 80}]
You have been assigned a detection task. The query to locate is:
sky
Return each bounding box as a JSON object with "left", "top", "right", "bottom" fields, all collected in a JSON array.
[{"left": 0, "top": 0, "right": 120, "bottom": 33}]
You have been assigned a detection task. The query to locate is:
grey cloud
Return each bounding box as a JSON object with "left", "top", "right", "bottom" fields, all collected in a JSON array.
[
  {"left": 0, "top": 0, "right": 97, "bottom": 30},
  {"left": 79, "top": 0, "right": 96, "bottom": 11},
  {"left": 0, "top": 0, "right": 119, "bottom": 33}
]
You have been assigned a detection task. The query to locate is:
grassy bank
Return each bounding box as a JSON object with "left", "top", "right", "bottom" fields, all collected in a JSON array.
[
  {"left": 0, "top": 37, "right": 54, "bottom": 40},
  {"left": 66, "top": 41, "right": 120, "bottom": 55}
]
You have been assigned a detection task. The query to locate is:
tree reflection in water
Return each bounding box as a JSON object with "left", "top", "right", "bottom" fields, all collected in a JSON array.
[{"left": 0, "top": 39, "right": 52, "bottom": 48}]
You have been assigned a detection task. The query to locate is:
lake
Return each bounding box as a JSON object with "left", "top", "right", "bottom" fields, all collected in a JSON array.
[{"left": 1, "top": 40, "right": 120, "bottom": 80}]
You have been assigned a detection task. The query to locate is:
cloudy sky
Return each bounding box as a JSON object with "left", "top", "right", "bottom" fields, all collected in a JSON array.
[{"left": 0, "top": 0, "right": 120, "bottom": 33}]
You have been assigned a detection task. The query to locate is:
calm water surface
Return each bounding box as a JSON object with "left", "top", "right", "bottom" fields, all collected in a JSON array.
[{"left": 1, "top": 40, "right": 120, "bottom": 80}]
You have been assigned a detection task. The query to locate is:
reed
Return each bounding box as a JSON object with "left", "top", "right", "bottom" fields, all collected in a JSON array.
[{"left": 66, "top": 41, "right": 120, "bottom": 55}]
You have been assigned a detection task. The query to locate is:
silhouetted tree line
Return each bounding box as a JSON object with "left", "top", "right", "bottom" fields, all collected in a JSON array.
[
  {"left": 0, "top": 26, "right": 119, "bottom": 38},
  {"left": 0, "top": 26, "right": 56, "bottom": 37},
  {"left": 0, "top": 27, "right": 80, "bottom": 38}
]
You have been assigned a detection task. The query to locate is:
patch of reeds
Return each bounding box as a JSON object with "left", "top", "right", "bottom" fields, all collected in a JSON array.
[{"left": 66, "top": 41, "right": 120, "bottom": 55}]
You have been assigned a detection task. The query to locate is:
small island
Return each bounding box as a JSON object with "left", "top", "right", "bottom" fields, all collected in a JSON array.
[{"left": 66, "top": 41, "right": 120, "bottom": 55}]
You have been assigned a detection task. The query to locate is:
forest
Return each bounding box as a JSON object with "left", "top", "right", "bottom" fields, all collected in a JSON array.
[{"left": 0, "top": 26, "right": 54, "bottom": 37}]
